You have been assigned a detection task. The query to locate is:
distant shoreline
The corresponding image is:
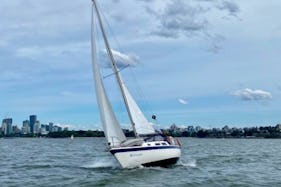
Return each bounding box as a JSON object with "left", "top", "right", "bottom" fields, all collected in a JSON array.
[{"left": 1, "top": 125, "right": 281, "bottom": 139}]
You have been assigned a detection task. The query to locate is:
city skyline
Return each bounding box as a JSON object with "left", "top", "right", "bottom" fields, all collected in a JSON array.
[
  {"left": 2, "top": 114, "right": 281, "bottom": 139},
  {"left": 1, "top": 114, "right": 65, "bottom": 136},
  {"left": 1, "top": 1, "right": 281, "bottom": 129}
]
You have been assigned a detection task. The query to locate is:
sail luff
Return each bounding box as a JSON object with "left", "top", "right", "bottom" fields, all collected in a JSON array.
[
  {"left": 92, "top": 0, "right": 138, "bottom": 137},
  {"left": 91, "top": 3, "right": 126, "bottom": 147}
]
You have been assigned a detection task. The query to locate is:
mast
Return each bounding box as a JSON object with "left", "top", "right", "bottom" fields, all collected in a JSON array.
[{"left": 92, "top": 0, "right": 138, "bottom": 137}]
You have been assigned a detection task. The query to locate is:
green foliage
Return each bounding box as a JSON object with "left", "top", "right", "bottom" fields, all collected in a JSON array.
[
  {"left": 48, "top": 130, "right": 105, "bottom": 138},
  {"left": 2, "top": 124, "right": 281, "bottom": 138}
]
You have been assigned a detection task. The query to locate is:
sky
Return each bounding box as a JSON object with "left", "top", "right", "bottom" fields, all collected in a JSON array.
[{"left": 1, "top": 0, "right": 281, "bottom": 130}]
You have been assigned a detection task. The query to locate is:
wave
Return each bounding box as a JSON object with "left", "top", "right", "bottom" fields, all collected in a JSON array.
[
  {"left": 82, "top": 157, "right": 120, "bottom": 169},
  {"left": 178, "top": 159, "right": 197, "bottom": 168}
]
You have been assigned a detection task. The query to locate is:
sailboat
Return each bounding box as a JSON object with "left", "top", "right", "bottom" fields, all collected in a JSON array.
[{"left": 90, "top": 0, "right": 181, "bottom": 168}]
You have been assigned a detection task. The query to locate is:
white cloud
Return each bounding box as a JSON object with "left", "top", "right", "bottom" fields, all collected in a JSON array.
[
  {"left": 100, "top": 49, "right": 140, "bottom": 68},
  {"left": 232, "top": 88, "right": 272, "bottom": 101},
  {"left": 54, "top": 123, "right": 73, "bottom": 129},
  {"left": 178, "top": 98, "right": 188, "bottom": 105}
]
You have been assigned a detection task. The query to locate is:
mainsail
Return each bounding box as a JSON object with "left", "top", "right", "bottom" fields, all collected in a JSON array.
[{"left": 91, "top": 3, "right": 126, "bottom": 147}]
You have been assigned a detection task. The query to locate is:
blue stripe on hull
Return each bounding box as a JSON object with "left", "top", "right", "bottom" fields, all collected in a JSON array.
[{"left": 110, "top": 145, "right": 179, "bottom": 155}]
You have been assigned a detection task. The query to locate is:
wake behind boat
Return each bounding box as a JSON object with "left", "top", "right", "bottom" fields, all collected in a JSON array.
[{"left": 90, "top": 0, "right": 181, "bottom": 168}]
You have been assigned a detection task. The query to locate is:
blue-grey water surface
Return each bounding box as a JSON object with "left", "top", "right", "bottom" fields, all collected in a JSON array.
[{"left": 0, "top": 138, "right": 280, "bottom": 187}]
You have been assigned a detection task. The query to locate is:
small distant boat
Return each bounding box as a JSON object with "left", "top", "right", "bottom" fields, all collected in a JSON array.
[
  {"left": 90, "top": 0, "right": 181, "bottom": 168},
  {"left": 70, "top": 134, "right": 74, "bottom": 140}
]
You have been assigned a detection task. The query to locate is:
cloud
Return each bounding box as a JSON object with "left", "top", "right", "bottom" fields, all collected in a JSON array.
[
  {"left": 206, "top": 33, "right": 226, "bottom": 53},
  {"left": 143, "top": 0, "right": 240, "bottom": 38},
  {"left": 100, "top": 49, "right": 140, "bottom": 68},
  {"left": 232, "top": 88, "right": 272, "bottom": 101},
  {"left": 54, "top": 123, "right": 74, "bottom": 130},
  {"left": 217, "top": 1, "right": 240, "bottom": 16},
  {"left": 178, "top": 98, "right": 188, "bottom": 105},
  {"left": 111, "top": 0, "right": 120, "bottom": 3},
  {"left": 138, "top": 0, "right": 239, "bottom": 53},
  {"left": 147, "top": 0, "right": 208, "bottom": 38}
]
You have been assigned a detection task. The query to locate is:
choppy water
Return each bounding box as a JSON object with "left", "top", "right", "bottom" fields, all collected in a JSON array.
[{"left": 0, "top": 138, "right": 280, "bottom": 186}]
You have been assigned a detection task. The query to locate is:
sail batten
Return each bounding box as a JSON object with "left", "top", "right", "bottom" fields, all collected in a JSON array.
[{"left": 91, "top": 3, "right": 126, "bottom": 147}]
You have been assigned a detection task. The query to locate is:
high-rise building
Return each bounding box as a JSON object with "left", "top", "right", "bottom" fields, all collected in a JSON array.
[
  {"left": 40, "top": 124, "right": 48, "bottom": 135},
  {"left": 52, "top": 125, "right": 59, "bottom": 132},
  {"left": 2, "top": 118, "right": 13, "bottom": 135},
  {"left": 22, "top": 120, "right": 30, "bottom": 134},
  {"left": 34, "top": 120, "right": 40, "bottom": 134},
  {"left": 1, "top": 121, "right": 6, "bottom": 135},
  {"left": 45, "top": 124, "right": 49, "bottom": 132},
  {"left": 12, "top": 126, "right": 20, "bottom": 134},
  {"left": 29, "top": 115, "right": 37, "bottom": 134},
  {"left": 49, "top": 122, "right": 53, "bottom": 132}
]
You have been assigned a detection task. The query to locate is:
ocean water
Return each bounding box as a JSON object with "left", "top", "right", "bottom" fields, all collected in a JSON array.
[{"left": 0, "top": 137, "right": 280, "bottom": 187}]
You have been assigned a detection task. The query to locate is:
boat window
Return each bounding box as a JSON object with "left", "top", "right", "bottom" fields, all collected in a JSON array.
[
  {"left": 147, "top": 144, "right": 151, "bottom": 146},
  {"left": 155, "top": 143, "right": 160, "bottom": 145},
  {"left": 161, "top": 143, "right": 167, "bottom": 145},
  {"left": 144, "top": 134, "right": 165, "bottom": 142}
]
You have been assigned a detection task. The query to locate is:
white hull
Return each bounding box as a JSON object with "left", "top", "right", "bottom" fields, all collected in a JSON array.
[{"left": 110, "top": 145, "right": 181, "bottom": 168}]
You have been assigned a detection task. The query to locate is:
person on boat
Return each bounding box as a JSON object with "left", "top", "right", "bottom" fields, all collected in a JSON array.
[{"left": 166, "top": 136, "right": 176, "bottom": 145}]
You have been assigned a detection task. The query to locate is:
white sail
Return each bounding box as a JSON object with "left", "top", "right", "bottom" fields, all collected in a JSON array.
[
  {"left": 92, "top": 0, "right": 154, "bottom": 137},
  {"left": 91, "top": 5, "right": 126, "bottom": 147},
  {"left": 121, "top": 79, "right": 155, "bottom": 135}
]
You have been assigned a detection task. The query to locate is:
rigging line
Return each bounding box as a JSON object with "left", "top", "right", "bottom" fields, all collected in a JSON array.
[
  {"left": 127, "top": 65, "right": 156, "bottom": 123},
  {"left": 101, "top": 6, "right": 154, "bottom": 120},
  {"left": 103, "top": 64, "right": 130, "bottom": 79},
  {"left": 99, "top": 6, "right": 125, "bottom": 54},
  {"left": 99, "top": 3, "right": 156, "bottom": 122},
  {"left": 94, "top": 3, "right": 115, "bottom": 86},
  {"left": 96, "top": 2, "right": 144, "bottom": 99}
]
